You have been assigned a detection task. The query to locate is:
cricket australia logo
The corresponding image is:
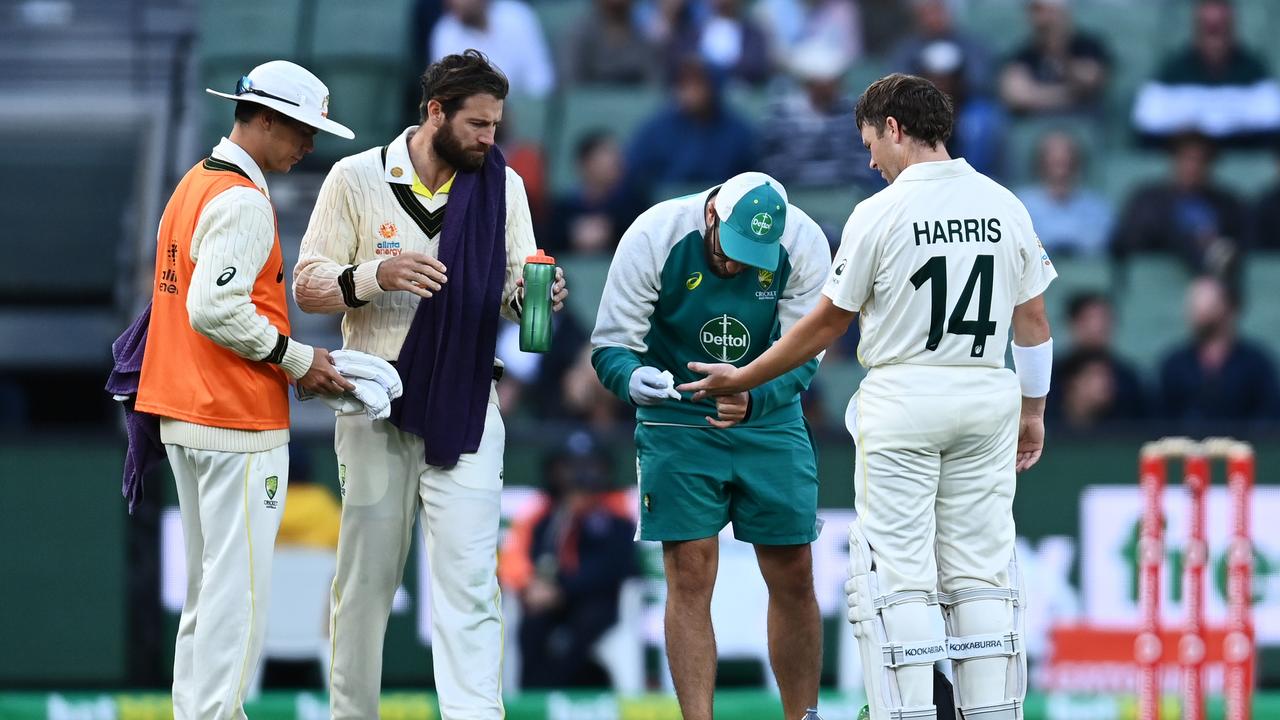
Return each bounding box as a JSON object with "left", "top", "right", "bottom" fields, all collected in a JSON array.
[
  {"left": 264, "top": 475, "right": 280, "bottom": 509},
  {"left": 700, "top": 314, "right": 751, "bottom": 362},
  {"left": 755, "top": 269, "right": 777, "bottom": 300},
  {"left": 750, "top": 212, "right": 773, "bottom": 236}
]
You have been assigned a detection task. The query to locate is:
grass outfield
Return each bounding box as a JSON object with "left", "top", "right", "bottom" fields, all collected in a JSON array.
[{"left": 1, "top": 691, "right": 1278, "bottom": 719}]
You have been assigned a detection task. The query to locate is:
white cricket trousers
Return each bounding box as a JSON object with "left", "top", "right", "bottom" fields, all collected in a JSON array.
[
  {"left": 848, "top": 364, "right": 1021, "bottom": 706},
  {"left": 329, "top": 400, "right": 505, "bottom": 720},
  {"left": 168, "top": 443, "right": 289, "bottom": 720}
]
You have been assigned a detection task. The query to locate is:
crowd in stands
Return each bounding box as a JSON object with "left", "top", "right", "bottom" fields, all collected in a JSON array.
[
  {"left": 422, "top": 0, "right": 1280, "bottom": 434},
  {"left": 10, "top": 0, "right": 1280, "bottom": 438}
]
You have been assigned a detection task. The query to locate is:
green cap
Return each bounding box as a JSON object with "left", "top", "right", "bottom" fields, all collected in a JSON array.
[{"left": 713, "top": 171, "right": 788, "bottom": 270}]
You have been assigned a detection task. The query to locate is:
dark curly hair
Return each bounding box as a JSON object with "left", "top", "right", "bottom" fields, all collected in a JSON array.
[
  {"left": 418, "top": 49, "right": 509, "bottom": 121},
  {"left": 854, "top": 73, "right": 954, "bottom": 148}
]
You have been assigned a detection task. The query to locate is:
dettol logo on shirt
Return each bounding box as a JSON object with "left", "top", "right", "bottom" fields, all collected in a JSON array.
[{"left": 700, "top": 314, "right": 751, "bottom": 362}]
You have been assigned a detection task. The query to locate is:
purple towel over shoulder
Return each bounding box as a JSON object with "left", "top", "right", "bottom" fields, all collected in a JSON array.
[
  {"left": 104, "top": 303, "right": 164, "bottom": 514},
  {"left": 390, "top": 147, "right": 509, "bottom": 468}
]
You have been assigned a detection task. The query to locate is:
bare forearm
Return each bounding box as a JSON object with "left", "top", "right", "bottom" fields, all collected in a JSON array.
[
  {"left": 739, "top": 297, "right": 853, "bottom": 389},
  {"left": 1022, "top": 395, "right": 1046, "bottom": 417}
]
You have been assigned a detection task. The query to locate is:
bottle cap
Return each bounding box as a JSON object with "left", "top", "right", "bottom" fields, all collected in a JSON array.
[{"left": 525, "top": 248, "right": 556, "bottom": 264}]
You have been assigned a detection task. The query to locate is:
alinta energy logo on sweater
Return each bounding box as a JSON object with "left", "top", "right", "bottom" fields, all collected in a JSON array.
[
  {"left": 700, "top": 314, "right": 750, "bottom": 363},
  {"left": 376, "top": 222, "right": 402, "bottom": 256}
]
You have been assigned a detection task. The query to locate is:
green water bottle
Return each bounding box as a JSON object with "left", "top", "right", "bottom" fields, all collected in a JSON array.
[{"left": 519, "top": 249, "right": 556, "bottom": 353}]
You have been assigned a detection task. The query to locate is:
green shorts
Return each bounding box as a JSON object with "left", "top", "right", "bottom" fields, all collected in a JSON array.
[{"left": 634, "top": 420, "right": 819, "bottom": 545}]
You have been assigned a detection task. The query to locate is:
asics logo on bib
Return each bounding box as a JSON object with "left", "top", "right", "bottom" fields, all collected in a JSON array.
[
  {"left": 750, "top": 213, "right": 773, "bottom": 235},
  {"left": 700, "top": 315, "right": 751, "bottom": 362}
]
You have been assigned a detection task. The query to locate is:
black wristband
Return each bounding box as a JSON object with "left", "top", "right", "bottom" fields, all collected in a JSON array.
[{"left": 339, "top": 265, "right": 369, "bottom": 308}]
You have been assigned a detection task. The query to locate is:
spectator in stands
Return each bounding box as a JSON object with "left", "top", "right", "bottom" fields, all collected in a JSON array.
[
  {"left": 495, "top": 310, "right": 591, "bottom": 418},
  {"left": 563, "top": 0, "right": 660, "bottom": 86},
  {"left": 496, "top": 119, "right": 549, "bottom": 232},
  {"left": 563, "top": 346, "right": 631, "bottom": 433},
  {"left": 669, "top": 0, "right": 772, "bottom": 86},
  {"left": 1251, "top": 152, "right": 1280, "bottom": 250},
  {"left": 638, "top": 0, "right": 700, "bottom": 48},
  {"left": 1054, "top": 351, "right": 1123, "bottom": 431},
  {"left": 549, "top": 131, "right": 650, "bottom": 255},
  {"left": 429, "top": 0, "right": 555, "bottom": 97},
  {"left": 1111, "top": 132, "right": 1247, "bottom": 278},
  {"left": 1016, "top": 130, "right": 1113, "bottom": 257},
  {"left": 1048, "top": 293, "right": 1146, "bottom": 426},
  {"left": 760, "top": 40, "right": 877, "bottom": 189},
  {"left": 1159, "top": 275, "right": 1280, "bottom": 425},
  {"left": 755, "top": 0, "right": 862, "bottom": 73},
  {"left": 859, "top": 0, "right": 914, "bottom": 56},
  {"left": 999, "top": 0, "right": 1110, "bottom": 116},
  {"left": 888, "top": 0, "right": 993, "bottom": 97},
  {"left": 499, "top": 431, "right": 637, "bottom": 688},
  {"left": 911, "top": 39, "right": 1006, "bottom": 178},
  {"left": 626, "top": 56, "right": 757, "bottom": 196},
  {"left": 1132, "top": 0, "right": 1280, "bottom": 148}
]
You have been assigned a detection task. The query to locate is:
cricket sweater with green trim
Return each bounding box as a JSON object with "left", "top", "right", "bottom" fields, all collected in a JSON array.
[{"left": 591, "top": 188, "right": 832, "bottom": 428}]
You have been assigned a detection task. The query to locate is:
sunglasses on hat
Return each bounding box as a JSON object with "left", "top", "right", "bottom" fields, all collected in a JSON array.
[{"left": 235, "top": 75, "right": 300, "bottom": 107}]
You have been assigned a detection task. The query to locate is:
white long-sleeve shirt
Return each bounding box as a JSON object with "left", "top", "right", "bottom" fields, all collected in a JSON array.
[
  {"left": 294, "top": 126, "right": 537, "bottom": 362},
  {"left": 161, "top": 138, "right": 314, "bottom": 452},
  {"left": 429, "top": 1, "right": 556, "bottom": 98}
]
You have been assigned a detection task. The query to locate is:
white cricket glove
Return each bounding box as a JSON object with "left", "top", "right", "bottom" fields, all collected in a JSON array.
[{"left": 629, "top": 366, "right": 681, "bottom": 406}]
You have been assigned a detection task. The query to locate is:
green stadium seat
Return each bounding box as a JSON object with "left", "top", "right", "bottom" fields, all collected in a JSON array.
[
  {"left": 956, "top": 0, "right": 1027, "bottom": 61},
  {"left": 1241, "top": 252, "right": 1280, "bottom": 362},
  {"left": 198, "top": 0, "right": 308, "bottom": 151},
  {"left": 1099, "top": 150, "right": 1169, "bottom": 207},
  {"left": 1113, "top": 255, "right": 1191, "bottom": 373},
  {"left": 503, "top": 94, "right": 552, "bottom": 145},
  {"left": 558, "top": 255, "right": 613, "bottom": 331},
  {"left": 652, "top": 181, "right": 708, "bottom": 203},
  {"left": 1074, "top": 0, "right": 1162, "bottom": 125},
  {"left": 532, "top": 0, "right": 587, "bottom": 48},
  {"left": 1004, "top": 117, "right": 1103, "bottom": 189},
  {"left": 724, "top": 83, "right": 772, "bottom": 124},
  {"left": 305, "top": 0, "right": 415, "bottom": 62},
  {"left": 0, "top": 125, "right": 141, "bottom": 304},
  {"left": 1213, "top": 152, "right": 1279, "bottom": 201},
  {"left": 308, "top": 67, "right": 411, "bottom": 163},
  {"left": 1157, "top": 0, "right": 1275, "bottom": 60},
  {"left": 1041, "top": 256, "right": 1114, "bottom": 341},
  {"left": 842, "top": 57, "right": 886, "bottom": 98},
  {"left": 305, "top": 0, "right": 417, "bottom": 162},
  {"left": 787, "top": 185, "right": 866, "bottom": 231},
  {"left": 552, "top": 85, "right": 664, "bottom": 193},
  {"left": 199, "top": 0, "right": 306, "bottom": 64}
]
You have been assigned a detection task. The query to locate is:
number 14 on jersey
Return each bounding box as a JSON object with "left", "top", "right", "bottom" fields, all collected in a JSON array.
[{"left": 909, "top": 254, "right": 996, "bottom": 358}]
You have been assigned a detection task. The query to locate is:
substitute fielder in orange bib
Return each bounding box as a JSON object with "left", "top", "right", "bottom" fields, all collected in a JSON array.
[
  {"left": 682, "top": 74, "right": 1056, "bottom": 720},
  {"left": 135, "top": 61, "right": 353, "bottom": 720}
]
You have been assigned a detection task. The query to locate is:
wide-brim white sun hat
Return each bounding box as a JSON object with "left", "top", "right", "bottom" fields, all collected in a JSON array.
[{"left": 206, "top": 60, "right": 354, "bottom": 140}]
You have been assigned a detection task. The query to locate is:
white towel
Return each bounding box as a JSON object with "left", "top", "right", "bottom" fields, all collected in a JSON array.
[{"left": 296, "top": 350, "right": 403, "bottom": 420}]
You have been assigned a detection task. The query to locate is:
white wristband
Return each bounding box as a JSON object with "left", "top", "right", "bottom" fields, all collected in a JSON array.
[{"left": 1012, "top": 338, "right": 1053, "bottom": 398}]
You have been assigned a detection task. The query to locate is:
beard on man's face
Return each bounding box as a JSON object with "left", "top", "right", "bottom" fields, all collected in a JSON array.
[{"left": 433, "top": 120, "right": 487, "bottom": 172}]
